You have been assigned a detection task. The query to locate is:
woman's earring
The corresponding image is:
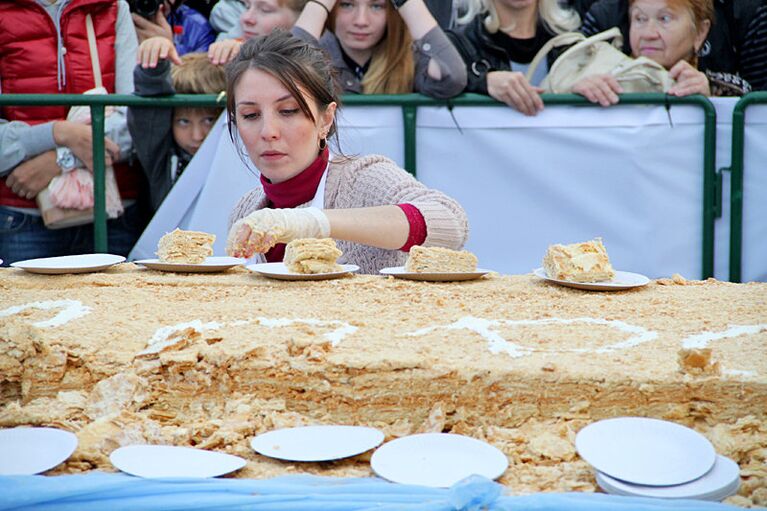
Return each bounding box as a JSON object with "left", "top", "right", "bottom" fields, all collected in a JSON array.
[{"left": 318, "top": 135, "right": 327, "bottom": 151}]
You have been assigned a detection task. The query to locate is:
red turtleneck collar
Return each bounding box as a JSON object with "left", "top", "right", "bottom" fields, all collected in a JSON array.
[
  {"left": 261, "top": 148, "right": 329, "bottom": 209},
  {"left": 261, "top": 148, "right": 329, "bottom": 262}
]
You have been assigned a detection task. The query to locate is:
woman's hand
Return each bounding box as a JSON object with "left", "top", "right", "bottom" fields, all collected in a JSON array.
[
  {"left": 668, "top": 60, "right": 710, "bottom": 97},
  {"left": 208, "top": 39, "right": 243, "bottom": 66},
  {"left": 137, "top": 36, "right": 182, "bottom": 68},
  {"left": 5, "top": 151, "right": 59, "bottom": 199},
  {"left": 52, "top": 121, "right": 120, "bottom": 172},
  {"left": 226, "top": 207, "right": 331, "bottom": 258},
  {"left": 487, "top": 71, "right": 544, "bottom": 116},
  {"left": 132, "top": 5, "right": 174, "bottom": 44},
  {"left": 572, "top": 74, "right": 623, "bottom": 106}
]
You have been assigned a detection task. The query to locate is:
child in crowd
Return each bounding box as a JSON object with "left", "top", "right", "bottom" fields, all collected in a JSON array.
[
  {"left": 292, "top": 0, "right": 467, "bottom": 97},
  {"left": 128, "top": 37, "right": 226, "bottom": 211}
]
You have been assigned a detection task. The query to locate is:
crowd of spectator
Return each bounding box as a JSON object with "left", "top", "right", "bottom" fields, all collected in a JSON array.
[{"left": 1, "top": 0, "right": 765, "bottom": 266}]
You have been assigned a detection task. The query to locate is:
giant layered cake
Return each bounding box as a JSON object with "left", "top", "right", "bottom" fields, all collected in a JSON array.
[{"left": 0, "top": 266, "right": 765, "bottom": 506}]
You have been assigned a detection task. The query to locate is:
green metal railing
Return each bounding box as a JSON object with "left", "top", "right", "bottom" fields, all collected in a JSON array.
[
  {"left": 0, "top": 93, "right": 717, "bottom": 277},
  {"left": 726, "top": 91, "right": 767, "bottom": 283}
]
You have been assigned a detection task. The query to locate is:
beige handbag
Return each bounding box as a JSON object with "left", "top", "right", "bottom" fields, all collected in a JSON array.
[
  {"left": 525, "top": 27, "right": 674, "bottom": 94},
  {"left": 37, "top": 14, "right": 123, "bottom": 229}
]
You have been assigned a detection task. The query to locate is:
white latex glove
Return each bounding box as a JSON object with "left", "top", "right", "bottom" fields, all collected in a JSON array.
[{"left": 226, "top": 207, "right": 331, "bottom": 258}]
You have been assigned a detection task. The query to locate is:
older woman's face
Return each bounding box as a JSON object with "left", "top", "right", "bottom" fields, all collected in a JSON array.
[
  {"left": 234, "top": 69, "right": 335, "bottom": 183},
  {"left": 240, "top": 0, "right": 299, "bottom": 39},
  {"left": 629, "top": 0, "right": 708, "bottom": 69}
]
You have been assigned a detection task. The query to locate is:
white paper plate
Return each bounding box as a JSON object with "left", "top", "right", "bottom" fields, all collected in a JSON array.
[
  {"left": 596, "top": 455, "right": 741, "bottom": 501},
  {"left": 379, "top": 266, "right": 491, "bottom": 282},
  {"left": 371, "top": 433, "right": 508, "bottom": 488},
  {"left": 11, "top": 254, "right": 125, "bottom": 274},
  {"left": 251, "top": 425, "right": 384, "bottom": 462},
  {"left": 110, "top": 445, "right": 246, "bottom": 478},
  {"left": 576, "top": 417, "right": 716, "bottom": 486},
  {"left": 247, "top": 262, "right": 359, "bottom": 281},
  {"left": 533, "top": 267, "right": 650, "bottom": 291},
  {"left": 135, "top": 257, "right": 245, "bottom": 273},
  {"left": 0, "top": 427, "right": 78, "bottom": 475}
]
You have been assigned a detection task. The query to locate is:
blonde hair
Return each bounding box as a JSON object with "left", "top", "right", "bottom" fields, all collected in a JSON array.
[
  {"left": 328, "top": 4, "right": 414, "bottom": 94},
  {"left": 459, "top": 0, "right": 580, "bottom": 35},
  {"left": 171, "top": 52, "right": 227, "bottom": 94}
]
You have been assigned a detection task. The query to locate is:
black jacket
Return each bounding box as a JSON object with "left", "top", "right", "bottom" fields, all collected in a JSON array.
[
  {"left": 580, "top": 0, "right": 767, "bottom": 90},
  {"left": 128, "top": 61, "right": 194, "bottom": 212},
  {"left": 447, "top": 15, "right": 561, "bottom": 95}
]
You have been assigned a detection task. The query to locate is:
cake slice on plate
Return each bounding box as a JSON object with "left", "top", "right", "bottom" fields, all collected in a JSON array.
[
  {"left": 405, "top": 246, "right": 478, "bottom": 273},
  {"left": 542, "top": 238, "right": 615, "bottom": 282},
  {"left": 284, "top": 238, "right": 343, "bottom": 274},
  {"left": 156, "top": 229, "right": 216, "bottom": 264}
]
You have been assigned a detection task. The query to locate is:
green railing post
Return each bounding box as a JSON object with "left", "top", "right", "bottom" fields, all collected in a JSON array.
[
  {"left": 90, "top": 104, "right": 107, "bottom": 252},
  {"left": 728, "top": 91, "right": 767, "bottom": 283},
  {"left": 402, "top": 105, "right": 417, "bottom": 176}
]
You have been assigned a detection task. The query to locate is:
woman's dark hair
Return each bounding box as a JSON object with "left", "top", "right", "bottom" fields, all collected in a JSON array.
[{"left": 225, "top": 30, "right": 340, "bottom": 148}]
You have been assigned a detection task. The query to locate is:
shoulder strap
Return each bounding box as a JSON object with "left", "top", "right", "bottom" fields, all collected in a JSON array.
[
  {"left": 525, "top": 27, "right": 623, "bottom": 83},
  {"left": 525, "top": 32, "right": 585, "bottom": 82},
  {"left": 85, "top": 14, "right": 103, "bottom": 89}
]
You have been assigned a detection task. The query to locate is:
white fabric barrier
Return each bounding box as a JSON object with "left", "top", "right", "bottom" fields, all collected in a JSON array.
[
  {"left": 741, "top": 104, "right": 767, "bottom": 283},
  {"left": 417, "top": 103, "right": 706, "bottom": 279},
  {"left": 130, "top": 99, "right": 766, "bottom": 282}
]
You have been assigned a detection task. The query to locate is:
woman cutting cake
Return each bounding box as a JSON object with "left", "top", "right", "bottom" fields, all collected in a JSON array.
[{"left": 225, "top": 31, "right": 469, "bottom": 274}]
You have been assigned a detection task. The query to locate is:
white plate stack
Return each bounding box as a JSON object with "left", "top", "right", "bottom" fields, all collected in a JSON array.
[{"left": 576, "top": 417, "right": 740, "bottom": 501}]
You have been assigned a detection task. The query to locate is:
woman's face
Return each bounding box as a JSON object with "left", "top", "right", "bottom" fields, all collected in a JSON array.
[
  {"left": 234, "top": 68, "right": 336, "bottom": 183},
  {"left": 240, "top": 0, "right": 299, "bottom": 39},
  {"left": 333, "top": 0, "right": 388, "bottom": 63},
  {"left": 629, "top": 0, "right": 709, "bottom": 69}
]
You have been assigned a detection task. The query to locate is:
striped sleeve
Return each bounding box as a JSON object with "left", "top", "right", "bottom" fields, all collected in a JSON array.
[{"left": 740, "top": 5, "right": 767, "bottom": 91}]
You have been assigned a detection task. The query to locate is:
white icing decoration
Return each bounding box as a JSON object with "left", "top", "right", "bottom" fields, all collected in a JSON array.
[
  {"left": 256, "top": 317, "right": 357, "bottom": 347},
  {"left": 682, "top": 324, "right": 767, "bottom": 349},
  {"left": 139, "top": 320, "right": 222, "bottom": 356},
  {"left": 407, "top": 316, "right": 658, "bottom": 358},
  {"left": 0, "top": 300, "right": 91, "bottom": 328}
]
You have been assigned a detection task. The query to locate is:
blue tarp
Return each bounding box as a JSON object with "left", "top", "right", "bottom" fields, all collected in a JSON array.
[{"left": 0, "top": 473, "right": 740, "bottom": 511}]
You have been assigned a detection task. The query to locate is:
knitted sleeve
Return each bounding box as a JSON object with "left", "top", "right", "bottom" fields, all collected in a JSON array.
[{"left": 329, "top": 155, "right": 469, "bottom": 250}]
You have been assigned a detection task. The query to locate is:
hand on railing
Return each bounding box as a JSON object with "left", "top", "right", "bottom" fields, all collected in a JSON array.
[
  {"left": 668, "top": 61, "right": 711, "bottom": 97},
  {"left": 486, "top": 71, "right": 544, "bottom": 116},
  {"left": 572, "top": 75, "right": 623, "bottom": 107},
  {"left": 52, "top": 121, "right": 120, "bottom": 172}
]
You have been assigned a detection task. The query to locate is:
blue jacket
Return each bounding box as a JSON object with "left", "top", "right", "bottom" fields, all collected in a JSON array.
[{"left": 168, "top": 4, "right": 215, "bottom": 55}]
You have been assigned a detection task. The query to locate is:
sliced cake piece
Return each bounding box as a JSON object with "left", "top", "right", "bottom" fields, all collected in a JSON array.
[
  {"left": 284, "top": 238, "right": 342, "bottom": 274},
  {"left": 405, "top": 246, "right": 478, "bottom": 273},
  {"left": 157, "top": 228, "right": 216, "bottom": 264},
  {"left": 542, "top": 238, "right": 615, "bottom": 282}
]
